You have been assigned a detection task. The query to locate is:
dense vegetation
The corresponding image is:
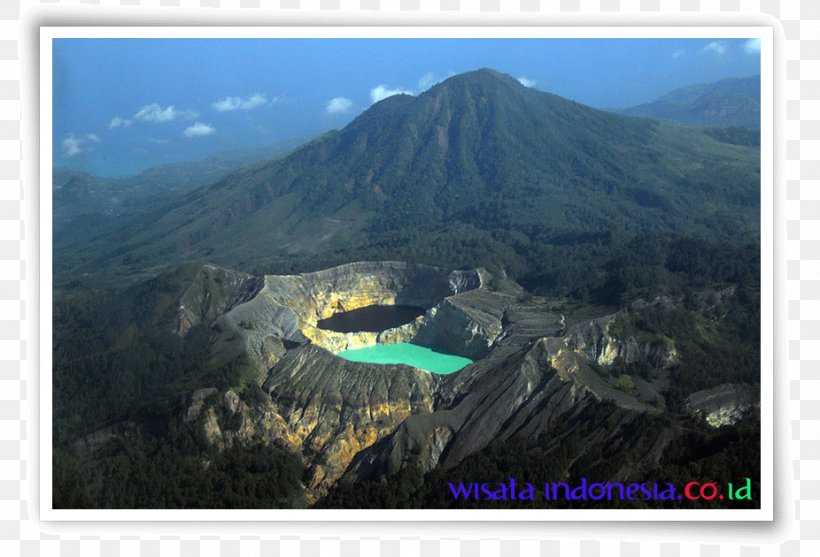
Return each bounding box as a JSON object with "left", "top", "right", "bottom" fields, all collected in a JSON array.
[
  {"left": 52, "top": 266, "right": 247, "bottom": 445},
  {"left": 611, "top": 284, "right": 760, "bottom": 408},
  {"left": 54, "top": 429, "right": 306, "bottom": 509}
]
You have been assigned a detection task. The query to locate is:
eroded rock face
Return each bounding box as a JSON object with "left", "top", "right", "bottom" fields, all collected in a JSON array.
[
  {"left": 293, "top": 263, "right": 486, "bottom": 353},
  {"left": 175, "top": 261, "right": 500, "bottom": 500},
  {"left": 261, "top": 345, "right": 437, "bottom": 498},
  {"left": 176, "top": 264, "right": 264, "bottom": 337},
  {"left": 345, "top": 327, "right": 668, "bottom": 484},
  {"left": 189, "top": 345, "right": 438, "bottom": 502},
  {"left": 168, "top": 262, "right": 746, "bottom": 503},
  {"left": 352, "top": 339, "right": 596, "bottom": 476},
  {"left": 175, "top": 262, "right": 649, "bottom": 499},
  {"left": 412, "top": 289, "right": 506, "bottom": 360},
  {"left": 561, "top": 314, "right": 679, "bottom": 370}
]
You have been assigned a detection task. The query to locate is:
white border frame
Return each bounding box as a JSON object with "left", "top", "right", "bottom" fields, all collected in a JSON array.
[{"left": 39, "top": 25, "right": 775, "bottom": 523}]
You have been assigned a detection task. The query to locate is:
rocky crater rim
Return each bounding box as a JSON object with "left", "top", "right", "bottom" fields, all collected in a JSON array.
[
  {"left": 207, "top": 261, "right": 493, "bottom": 361},
  {"left": 284, "top": 262, "right": 487, "bottom": 355}
]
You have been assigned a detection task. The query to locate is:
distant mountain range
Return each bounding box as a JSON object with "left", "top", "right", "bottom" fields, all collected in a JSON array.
[
  {"left": 53, "top": 137, "right": 311, "bottom": 233},
  {"left": 616, "top": 75, "right": 760, "bottom": 129}
]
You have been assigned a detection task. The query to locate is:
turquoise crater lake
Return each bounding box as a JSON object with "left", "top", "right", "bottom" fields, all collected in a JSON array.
[{"left": 337, "top": 343, "right": 473, "bottom": 375}]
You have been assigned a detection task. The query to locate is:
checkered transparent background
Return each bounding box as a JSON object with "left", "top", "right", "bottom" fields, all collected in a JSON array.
[{"left": 0, "top": 0, "right": 815, "bottom": 555}]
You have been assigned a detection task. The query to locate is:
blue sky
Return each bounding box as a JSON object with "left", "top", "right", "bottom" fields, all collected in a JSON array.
[{"left": 53, "top": 37, "right": 761, "bottom": 177}]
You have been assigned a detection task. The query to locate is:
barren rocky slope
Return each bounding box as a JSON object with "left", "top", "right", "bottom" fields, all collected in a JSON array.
[
  {"left": 156, "top": 261, "right": 746, "bottom": 502},
  {"left": 61, "top": 259, "right": 759, "bottom": 508}
]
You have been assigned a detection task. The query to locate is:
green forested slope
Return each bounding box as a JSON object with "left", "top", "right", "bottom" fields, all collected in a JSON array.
[{"left": 58, "top": 69, "right": 759, "bottom": 297}]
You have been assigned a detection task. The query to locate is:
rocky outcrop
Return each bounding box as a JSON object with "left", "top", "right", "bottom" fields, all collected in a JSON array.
[
  {"left": 559, "top": 314, "right": 679, "bottom": 370},
  {"left": 191, "top": 345, "right": 438, "bottom": 501},
  {"left": 183, "top": 388, "right": 218, "bottom": 424},
  {"left": 71, "top": 421, "right": 144, "bottom": 455},
  {"left": 686, "top": 383, "right": 758, "bottom": 427},
  {"left": 411, "top": 288, "right": 506, "bottom": 360},
  {"left": 176, "top": 264, "right": 263, "bottom": 337}
]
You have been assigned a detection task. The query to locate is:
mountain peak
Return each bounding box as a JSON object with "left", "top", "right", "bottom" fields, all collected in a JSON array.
[
  {"left": 433, "top": 68, "right": 522, "bottom": 91},
  {"left": 351, "top": 68, "right": 528, "bottom": 128},
  {"left": 457, "top": 67, "right": 514, "bottom": 79}
]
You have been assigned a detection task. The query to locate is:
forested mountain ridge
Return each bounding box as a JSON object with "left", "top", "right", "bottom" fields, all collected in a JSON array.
[
  {"left": 616, "top": 75, "right": 760, "bottom": 129},
  {"left": 57, "top": 69, "right": 759, "bottom": 297}
]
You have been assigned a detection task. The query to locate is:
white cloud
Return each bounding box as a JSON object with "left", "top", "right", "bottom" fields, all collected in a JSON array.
[
  {"left": 418, "top": 73, "right": 440, "bottom": 92},
  {"left": 744, "top": 38, "right": 761, "bottom": 54},
  {"left": 245, "top": 93, "right": 268, "bottom": 109},
  {"left": 134, "top": 103, "right": 182, "bottom": 123},
  {"left": 702, "top": 41, "right": 727, "bottom": 56},
  {"left": 212, "top": 97, "right": 241, "bottom": 112},
  {"left": 369, "top": 72, "right": 455, "bottom": 104},
  {"left": 113, "top": 104, "right": 196, "bottom": 126},
  {"left": 212, "top": 93, "right": 268, "bottom": 112},
  {"left": 517, "top": 76, "right": 536, "bottom": 88},
  {"left": 326, "top": 97, "right": 353, "bottom": 115},
  {"left": 109, "top": 116, "right": 131, "bottom": 128},
  {"left": 370, "top": 84, "right": 414, "bottom": 104},
  {"left": 61, "top": 133, "right": 101, "bottom": 157},
  {"left": 61, "top": 134, "right": 84, "bottom": 157},
  {"left": 672, "top": 50, "right": 686, "bottom": 59},
  {"left": 183, "top": 122, "right": 215, "bottom": 138}
]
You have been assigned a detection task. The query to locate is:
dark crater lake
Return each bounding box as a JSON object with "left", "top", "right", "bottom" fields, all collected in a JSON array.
[{"left": 317, "top": 305, "right": 426, "bottom": 333}]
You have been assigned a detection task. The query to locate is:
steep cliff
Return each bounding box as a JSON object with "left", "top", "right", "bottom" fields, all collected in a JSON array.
[{"left": 197, "top": 262, "right": 495, "bottom": 374}]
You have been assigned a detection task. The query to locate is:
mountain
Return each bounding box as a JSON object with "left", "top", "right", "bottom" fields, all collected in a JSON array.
[
  {"left": 53, "top": 136, "right": 311, "bottom": 241},
  {"left": 52, "top": 69, "right": 762, "bottom": 509},
  {"left": 616, "top": 75, "right": 760, "bottom": 129},
  {"left": 54, "top": 261, "right": 760, "bottom": 508},
  {"left": 61, "top": 69, "right": 759, "bottom": 296}
]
